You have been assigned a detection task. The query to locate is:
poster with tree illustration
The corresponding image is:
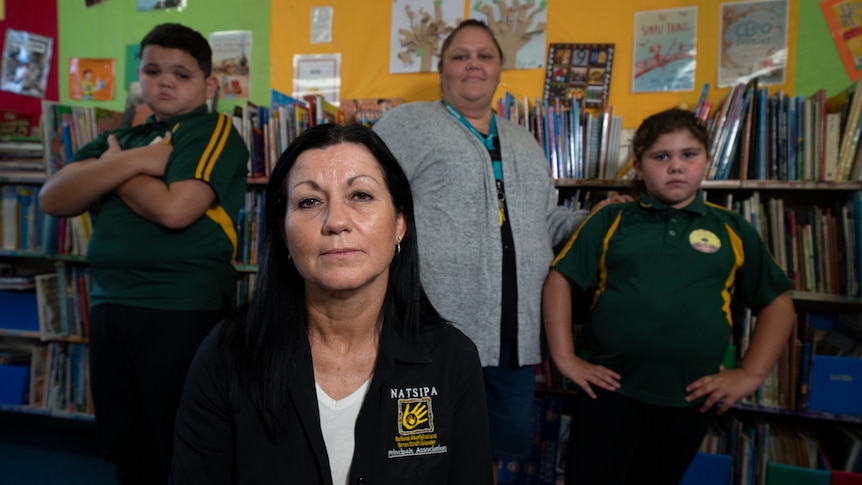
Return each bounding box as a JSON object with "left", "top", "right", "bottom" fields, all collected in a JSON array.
[
  {"left": 389, "top": 0, "right": 462, "bottom": 74},
  {"left": 471, "top": 0, "right": 547, "bottom": 69}
]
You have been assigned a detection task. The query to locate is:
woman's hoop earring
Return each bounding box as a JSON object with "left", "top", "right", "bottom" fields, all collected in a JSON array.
[{"left": 395, "top": 243, "right": 401, "bottom": 256}]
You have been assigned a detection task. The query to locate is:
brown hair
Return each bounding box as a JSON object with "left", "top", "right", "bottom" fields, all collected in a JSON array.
[
  {"left": 437, "top": 19, "right": 504, "bottom": 73},
  {"left": 629, "top": 108, "right": 709, "bottom": 196}
]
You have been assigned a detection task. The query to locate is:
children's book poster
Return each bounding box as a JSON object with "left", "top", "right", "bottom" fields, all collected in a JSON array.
[
  {"left": 542, "top": 43, "right": 614, "bottom": 110},
  {"left": 1, "top": 29, "right": 53, "bottom": 99},
  {"left": 389, "top": 0, "right": 463, "bottom": 74},
  {"left": 718, "top": 0, "right": 788, "bottom": 88},
  {"left": 820, "top": 0, "right": 862, "bottom": 81},
  {"left": 136, "top": 0, "right": 186, "bottom": 11},
  {"left": 293, "top": 53, "right": 341, "bottom": 104},
  {"left": 470, "top": 0, "right": 548, "bottom": 69},
  {"left": 209, "top": 30, "right": 251, "bottom": 100},
  {"left": 68, "top": 58, "right": 116, "bottom": 101},
  {"left": 632, "top": 7, "right": 697, "bottom": 93}
]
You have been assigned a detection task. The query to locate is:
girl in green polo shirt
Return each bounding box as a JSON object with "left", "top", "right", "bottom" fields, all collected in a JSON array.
[{"left": 543, "top": 108, "right": 796, "bottom": 484}]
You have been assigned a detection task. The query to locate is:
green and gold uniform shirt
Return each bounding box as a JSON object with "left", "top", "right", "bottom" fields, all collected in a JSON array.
[
  {"left": 552, "top": 191, "right": 793, "bottom": 407},
  {"left": 72, "top": 106, "right": 249, "bottom": 311}
]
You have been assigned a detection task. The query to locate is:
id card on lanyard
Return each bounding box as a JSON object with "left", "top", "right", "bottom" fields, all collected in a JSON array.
[{"left": 443, "top": 101, "right": 506, "bottom": 226}]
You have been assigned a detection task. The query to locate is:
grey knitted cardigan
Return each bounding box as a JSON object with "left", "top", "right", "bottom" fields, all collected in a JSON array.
[{"left": 374, "top": 101, "right": 588, "bottom": 367}]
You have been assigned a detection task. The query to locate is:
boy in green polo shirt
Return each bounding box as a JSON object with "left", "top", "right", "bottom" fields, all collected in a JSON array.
[
  {"left": 542, "top": 108, "right": 796, "bottom": 484},
  {"left": 39, "top": 23, "right": 249, "bottom": 484}
]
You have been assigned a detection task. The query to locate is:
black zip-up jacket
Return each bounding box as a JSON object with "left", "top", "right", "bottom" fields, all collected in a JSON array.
[{"left": 170, "top": 319, "right": 492, "bottom": 484}]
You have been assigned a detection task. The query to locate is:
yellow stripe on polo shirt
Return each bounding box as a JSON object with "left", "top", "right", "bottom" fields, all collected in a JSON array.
[
  {"left": 552, "top": 207, "right": 608, "bottom": 266},
  {"left": 721, "top": 224, "right": 745, "bottom": 328},
  {"left": 591, "top": 212, "right": 622, "bottom": 308},
  {"left": 206, "top": 204, "right": 239, "bottom": 259},
  {"left": 195, "top": 113, "right": 231, "bottom": 182}
]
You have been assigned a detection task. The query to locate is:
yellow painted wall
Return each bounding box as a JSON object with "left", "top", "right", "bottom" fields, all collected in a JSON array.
[{"left": 271, "top": 0, "right": 797, "bottom": 128}]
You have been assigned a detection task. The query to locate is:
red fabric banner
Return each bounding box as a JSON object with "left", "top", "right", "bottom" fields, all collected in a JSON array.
[{"left": 0, "top": 0, "right": 59, "bottom": 132}]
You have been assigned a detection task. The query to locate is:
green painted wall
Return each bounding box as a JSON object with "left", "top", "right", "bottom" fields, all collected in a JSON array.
[
  {"left": 57, "top": 0, "right": 270, "bottom": 114},
  {"left": 796, "top": 1, "right": 852, "bottom": 98}
]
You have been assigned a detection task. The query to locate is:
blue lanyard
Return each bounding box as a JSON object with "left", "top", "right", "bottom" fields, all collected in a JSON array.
[{"left": 443, "top": 101, "right": 502, "bottom": 180}]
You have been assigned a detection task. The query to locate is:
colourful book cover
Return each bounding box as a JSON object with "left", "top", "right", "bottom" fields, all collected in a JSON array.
[
  {"left": 820, "top": 0, "right": 862, "bottom": 81},
  {"left": 542, "top": 43, "right": 613, "bottom": 110},
  {"left": 68, "top": 58, "right": 115, "bottom": 101},
  {"left": 632, "top": 7, "right": 697, "bottom": 93}
]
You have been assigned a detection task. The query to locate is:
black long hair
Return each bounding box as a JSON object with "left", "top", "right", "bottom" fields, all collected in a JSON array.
[{"left": 221, "top": 123, "right": 445, "bottom": 434}]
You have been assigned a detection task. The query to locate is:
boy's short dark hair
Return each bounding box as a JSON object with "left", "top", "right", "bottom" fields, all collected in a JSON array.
[{"left": 139, "top": 23, "right": 212, "bottom": 77}]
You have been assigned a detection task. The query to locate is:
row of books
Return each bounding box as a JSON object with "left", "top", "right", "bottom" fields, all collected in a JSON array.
[
  {"left": 701, "top": 78, "right": 862, "bottom": 183},
  {"left": 0, "top": 135, "right": 44, "bottom": 178},
  {"left": 40, "top": 100, "right": 125, "bottom": 177},
  {"left": 709, "top": 414, "right": 862, "bottom": 484},
  {"left": 1, "top": 168, "right": 264, "bottom": 271},
  {"left": 729, "top": 192, "right": 860, "bottom": 298},
  {"left": 1, "top": 184, "right": 43, "bottom": 252},
  {"left": 521, "top": 75, "right": 862, "bottom": 184},
  {"left": 28, "top": 341, "right": 92, "bottom": 416},
  {"left": 233, "top": 91, "right": 404, "bottom": 179},
  {"left": 34, "top": 266, "right": 91, "bottom": 341},
  {"left": 236, "top": 187, "right": 265, "bottom": 266},
  {"left": 495, "top": 93, "right": 628, "bottom": 182},
  {"left": 0, "top": 183, "right": 92, "bottom": 257}
]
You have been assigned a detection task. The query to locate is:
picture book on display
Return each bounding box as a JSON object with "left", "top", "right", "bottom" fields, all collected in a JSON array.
[
  {"left": 543, "top": 43, "right": 614, "bottom": 110},
  {"left": 1, "top": 29, "right": 53, "bottom": 99}
]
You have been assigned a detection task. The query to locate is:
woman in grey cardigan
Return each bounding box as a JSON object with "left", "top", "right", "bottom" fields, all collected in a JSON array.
[{"left": 374, "top": 19, "right": 617, "bottom": 481}]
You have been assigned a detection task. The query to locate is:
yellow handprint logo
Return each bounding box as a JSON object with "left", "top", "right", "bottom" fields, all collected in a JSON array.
[
  {"left": 398, "top": 397, "right": 434, "bottom": 435},
  {"left": 401, "top": 402, "right": 429, "bottom": 430}
]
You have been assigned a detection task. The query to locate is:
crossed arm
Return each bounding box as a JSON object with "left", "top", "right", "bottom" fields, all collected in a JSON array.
[{"left": 39, "top": 133, "right": 215, "bottom": 229}]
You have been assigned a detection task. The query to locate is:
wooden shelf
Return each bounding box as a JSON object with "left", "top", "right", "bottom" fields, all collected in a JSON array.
[
  {"left": 0, "top": 403, "right": 94, "bottom": 422},
  {"left": 732, "top": 401, "right": 862, "bottom": 423},
  {"left": 0, "top": 173, "right": 47, "bottom": 184},
  {"left": 791, "top": 291, "right": 862, "bottom": 305},
  {"left": 0, "top": 250, "right": 88, "bottom": 263},
  {"left": 0, "top": 329, "right": 88, "bottom": 343},
  {"left": 233, "top": 263, "right": 259, "bottom": 273}
]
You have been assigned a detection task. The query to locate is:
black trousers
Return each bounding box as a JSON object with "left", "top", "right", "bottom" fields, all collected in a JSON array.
[
  {"left": 88, "top": 303, "right": 223, "bottom": 485},
  {"left": 565, "top": 386, "right": 712, "bottom": 485}
]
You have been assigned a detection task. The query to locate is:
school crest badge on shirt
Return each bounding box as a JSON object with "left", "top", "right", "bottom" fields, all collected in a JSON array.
[{"left": 689, "top": 229, "right": 721, "bottom": 253}]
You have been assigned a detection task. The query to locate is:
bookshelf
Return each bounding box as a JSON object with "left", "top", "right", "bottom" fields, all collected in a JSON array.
[
  {"left": 0, "top": 158, "right": 94, "bottom": 420},
  {"left": 0, "top": 91, "right": 352, "bottom": 417},
  {"left": 545, "top": 179, "right": 862, "bottom": 482},
  {"left": 528, "top": 76, "right": 862, "bottom": 481}
]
